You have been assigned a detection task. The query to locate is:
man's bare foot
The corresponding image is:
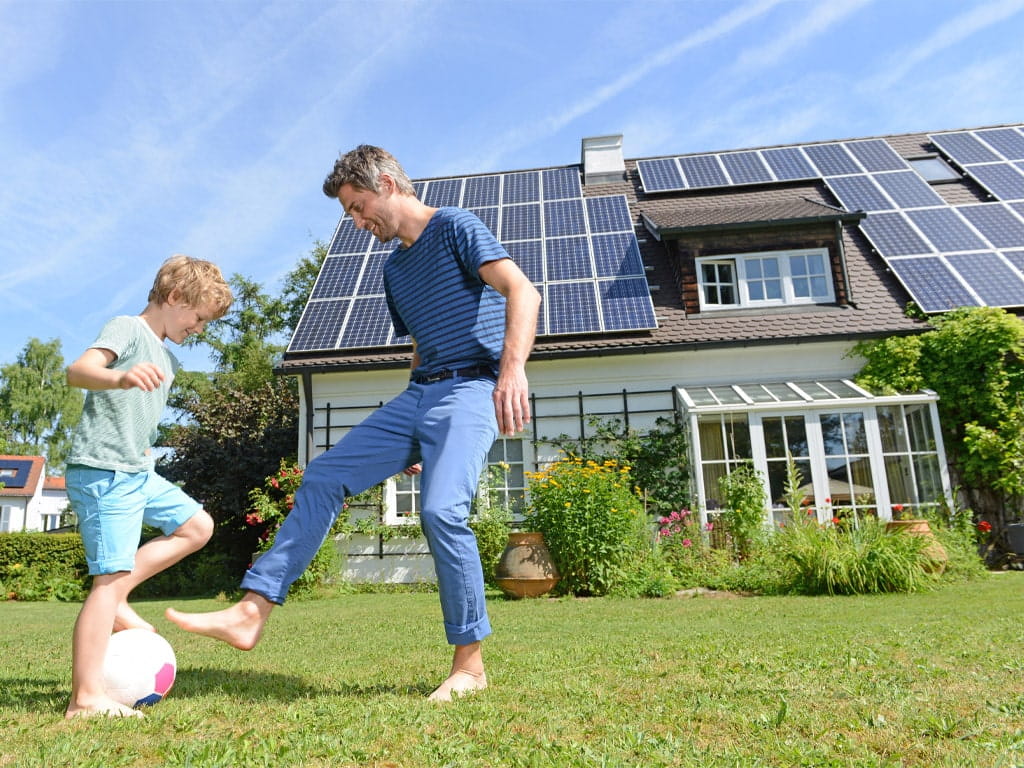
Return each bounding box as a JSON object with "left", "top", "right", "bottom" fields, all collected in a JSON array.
[
  {"left": 428, "top": 671, "right": 487, "bottom": 702},
  {"left": 66, "top": 696, "right": 144, "bottom": 720},
  {"left": 164, "top": 595, "right": 270, "bottom": 650},
  {"left": 113, "top": 602, "right": 155, "bottom": 633}
]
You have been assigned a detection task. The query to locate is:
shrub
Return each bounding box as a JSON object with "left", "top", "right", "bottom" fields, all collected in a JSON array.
[
  {"left": 523, "top": 457, "right": 648, "bottom": 596},
  {"left": 0, "top": 533, "right": 89, "bottom": 601},
  {"left": 773, "top": 515, "right": 933, "bottom": 595},
  {"left": 718, "top": 463, "right": 768, "bottom": 558},
  {"left": 469, "top": 464, "right": 513, "bottom": 589}
]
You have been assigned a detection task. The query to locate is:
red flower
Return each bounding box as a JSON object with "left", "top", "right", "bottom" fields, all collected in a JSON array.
[
  {"left": 977, "top": 520, "right": 993, "bottom": 533},
  {"left": 270, "top": 478, "right": 280, "bottom": 489},
  {"left": 832, "top": 517, "right": 840, "bottom": 525},
  {"left": 892, "top": 504, "right": 904, "bottom": 513},
  {"left": 246, "top": 513, "right": 263, "bottom": 526}
]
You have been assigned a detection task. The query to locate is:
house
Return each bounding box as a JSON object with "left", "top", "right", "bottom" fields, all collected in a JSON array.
[
  {"left": 0, "top": 455, "right": 69, "bottom": 533},
  {"left": 278, "top": 124, "right": 1024, "bottom": 580}
]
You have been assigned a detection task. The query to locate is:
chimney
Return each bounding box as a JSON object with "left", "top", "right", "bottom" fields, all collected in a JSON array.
[{"left": 581, "top": 134, "right": 625, "bottom": 186}]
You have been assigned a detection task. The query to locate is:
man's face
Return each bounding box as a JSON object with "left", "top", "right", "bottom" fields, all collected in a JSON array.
[{"left": 338, "top": 177, "right": 397, "bottom": 243}]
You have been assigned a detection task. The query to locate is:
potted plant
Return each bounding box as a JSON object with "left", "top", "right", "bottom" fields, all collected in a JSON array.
[{"left": 884, "top": 505, "right": 947, "bottom": 573}]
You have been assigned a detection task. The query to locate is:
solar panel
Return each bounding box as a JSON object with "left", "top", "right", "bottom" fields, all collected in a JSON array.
[
  {"left": 679, "top": 155, "right": 729, "bottom": 188},
  {"left": 720, "top": 151, "right": 774, "bottom": 184},
  {"left": 905, "top": 208, "right": 987, "bottom": 252},
  {"left": 338, "top": 296, "right": 393, "bottom": 348},
  {"left": 546, "top": 282, "right": 600, "bottom": 335},
  {"left": 329, "top": 218, "right": 373, "bottom": 255},
  {"left": 1004, "top": 249, "right": 1024, "bottom": 274},
  {"left": 637, "top": 158, "right": 685, "bottom": 192},
  {"left": 944, "top": 252, "right": 1024, "bottom": 306},
  {"left": 804, "top": 143, "right": 861, "bottom": 176},
  {"left": 542, "top": 167, "right": 582, "bottom": 200},
  {"left": 501, "top": 204, "right": 541, "bottom": 240},
  {"left": 544, "top": 198, "right": 587, "bottom": 237},
  {"left": 545, "top": 237, "right": 592, "bottom": 281},
  {"left": 357, "top": 253, "right": 388, "bottom": 294},
  {"left": 422, "top": 178, "right": 463, "bottom": 208},
  {"left": 600, "top": 278, "right": 658, "bottom": 330},
  {"left": 844, "top": 139, "right": 908, "bottom": 172},
  {"left": 957, "top": 203, "right": 1024, "bottom": 248},
  {"left": 976, "top": 127, "right": 1024, "bottom": 161},
  {"left": 761, "top": 146, "right": 817, "bottom": 180},
  {"left": 824, "top": 175, "right": 893, "bottom": 212},
  {"left": 967, "top": 163, "right": 1024, "bottom": 201},
  {"left": 860, "top": 212, "right": 932, "bottom": 256},
  {"left": 311, "top": 255, "right": 363, "bottom": 299},
  {"left": 930, "top": 132, "right": 1000, "bottom": 165},
  {"left": 289, "top": 299, "right": 349, "bottom": 352},
  {"left": 505, "top": 240, "right": 543, "bottom": 282},
  {"left": 586, "top": 195, "right": 633, "bottom": 233},
  {"left": 887, "top": 257, "right": 978, "bottom": 313},
  {"left": 503, "top": 171, "right": 540, "bottom": 203},
  {"left": 872, "top": 171, "right": 945, "bottom": 208},
  {"left": 463, "top": 175, "right": 501, "bottom": 207},
  {"left": 593, "top": 233, "right": 645, "bottom": 277}
]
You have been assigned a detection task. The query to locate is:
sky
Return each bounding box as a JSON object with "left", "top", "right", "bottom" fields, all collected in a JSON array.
[{"left": 2, "top": 0, "right": 1023, "bottom": 373}]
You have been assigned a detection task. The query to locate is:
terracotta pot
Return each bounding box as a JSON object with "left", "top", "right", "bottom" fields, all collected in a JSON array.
[
  {"left": 495, "top": 532, "right": 560, "bottom": 599},
  {"left": 885, "top": 519, "right": 947, "bottom": 573}
]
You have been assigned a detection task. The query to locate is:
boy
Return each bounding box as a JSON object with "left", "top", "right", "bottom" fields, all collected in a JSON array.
[{"left": 64, "top": 254, "right": 232, "bottom": 718}]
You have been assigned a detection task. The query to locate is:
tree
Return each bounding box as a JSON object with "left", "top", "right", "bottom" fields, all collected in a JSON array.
[
  {"left": 160, "top": 377, "right": 299, "bottom": 568},
  {"left": 852, "top": 307, "right": 1024, "bottom": 533},
  {"left": 0, "top": 338, "right": 82, "bottom": 469},
  {"left": 279, "top": 239, "right": 328, "bottom": 333}
]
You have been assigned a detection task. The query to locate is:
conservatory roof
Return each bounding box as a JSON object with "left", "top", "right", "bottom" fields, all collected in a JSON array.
[{"left": 674, "top": 379, "right": 937, "bottom": 414}]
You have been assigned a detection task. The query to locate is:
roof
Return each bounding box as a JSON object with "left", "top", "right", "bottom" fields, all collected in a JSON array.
[
  {"left": 278, "top": 124, "right": 1024, "bottom": 375},
  {"left": 0, "top": 455, "right": 45, "bottom": 498},
  {"left": 43, "top": 476, "right": 66, "bottom": 492},
  {"left": 641, "top": 198, "right": 863, "bottom": 237}
]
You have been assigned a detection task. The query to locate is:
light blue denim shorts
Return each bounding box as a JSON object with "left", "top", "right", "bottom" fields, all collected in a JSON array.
[{"left": 66, "top": 465, "right": 202, "bottom": 575}]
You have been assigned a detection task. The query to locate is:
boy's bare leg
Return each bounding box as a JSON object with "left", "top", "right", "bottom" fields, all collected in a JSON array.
[
  {"left": 66, "top": 574, "right": 144, "bottom": 719},
  {"left": 428, "top": 641, "right": 487, "bottom": 702},
  {"left": 112, "top": 511, "right": 214, "bottom": 632},
  {"left": 165, "top": 591, "right": 274, "bottom": 650}
]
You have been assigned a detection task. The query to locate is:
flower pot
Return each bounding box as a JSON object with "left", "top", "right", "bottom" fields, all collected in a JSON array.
[
  {"left": 885, "top": 519, "right": 947, "bottom": 574},
  {"left": 494, "top": 532, "right": 560, "bottom": 599}
]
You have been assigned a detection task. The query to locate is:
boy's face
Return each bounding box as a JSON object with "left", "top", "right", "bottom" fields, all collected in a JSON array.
[{"left": 164, "top": 294, "right": 217, "bottom": 344}]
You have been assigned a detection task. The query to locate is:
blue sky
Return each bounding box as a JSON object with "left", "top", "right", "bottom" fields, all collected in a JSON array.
[{"left": 2, "top": 0, "right": 1023, "bottom": 373}]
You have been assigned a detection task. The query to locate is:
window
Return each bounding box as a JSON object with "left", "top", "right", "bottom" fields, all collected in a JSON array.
[
  {"left": 0, "top": 506, "right": 12, "bottom": 533},
  {"left": 697, "top": 413, "right": 751, "bottom": 511},
  {"left": 909, "top": 155, "right": 960, "bottom": 183},
  {"left": 696, "top": 248, "right": 834, "bottom": 310}
]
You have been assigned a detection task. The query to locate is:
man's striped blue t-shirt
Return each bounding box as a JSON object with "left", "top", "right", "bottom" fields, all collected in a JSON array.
[{"left": 384, "top": 207, "right": 509, "bottom": 378}]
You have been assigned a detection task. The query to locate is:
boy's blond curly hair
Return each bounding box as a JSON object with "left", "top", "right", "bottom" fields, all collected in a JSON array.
[{"left": 148, "top": 254, "right": 233, "bottom": 318}]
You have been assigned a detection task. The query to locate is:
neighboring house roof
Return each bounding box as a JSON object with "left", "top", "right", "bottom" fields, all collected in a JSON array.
[
  {"left": 43, "top": 476, "right": 66, "bottom": 492},
  {"left": 279, "top": 124, "right": 1024, "bottom": 376},
  {"left": 0, "top": 455, "right": 45, "bottom": 499}
]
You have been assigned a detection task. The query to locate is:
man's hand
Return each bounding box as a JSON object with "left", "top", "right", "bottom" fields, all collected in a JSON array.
[
  {"left": 403, "top": 463, "right": 423, "bottom": 476},
  {"left": 492, "top": 367, "right": 531, "bottom": 436}
]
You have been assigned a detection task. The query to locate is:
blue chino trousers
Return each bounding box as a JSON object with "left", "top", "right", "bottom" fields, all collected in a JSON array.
[{"left": 242, "top": 374, "right": 498, "bottom": 645}]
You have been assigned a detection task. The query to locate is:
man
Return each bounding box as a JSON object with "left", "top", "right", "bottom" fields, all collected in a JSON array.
[{"left": 167, "top": 145, "right": 541, "bottom": 702}]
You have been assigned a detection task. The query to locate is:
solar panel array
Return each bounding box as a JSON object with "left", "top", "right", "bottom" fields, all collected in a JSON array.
[
  {"left": 289, "top": 167, "right": 656, "bottom": 353},
  {"left": 636, "top": 128, "right": 1024, "bottom": 313}
]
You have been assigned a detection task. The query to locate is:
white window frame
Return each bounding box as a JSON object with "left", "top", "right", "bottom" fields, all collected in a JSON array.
[{"left": 696, "top": 247, "right": 835, "bottom": 311}]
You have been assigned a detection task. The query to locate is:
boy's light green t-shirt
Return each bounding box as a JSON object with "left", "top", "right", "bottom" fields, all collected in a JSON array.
[{"left": 67, "top": 315, "right": 180, "bottom": 473}]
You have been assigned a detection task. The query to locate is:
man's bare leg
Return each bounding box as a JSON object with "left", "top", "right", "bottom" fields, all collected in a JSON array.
[
  {"left": 165, "top": 591, "right": 274, "bottom": 650},
  {"left": 428, "top": 641, "right": 487, "bottom": 702}
]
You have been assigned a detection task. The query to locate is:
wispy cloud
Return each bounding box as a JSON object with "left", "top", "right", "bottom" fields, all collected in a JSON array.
[
  {"left": 862, "top": 0, "right": 1024, "bottom": 92},
  {"left": 463, "top": 0, "right": 788, "bottom": 171}
]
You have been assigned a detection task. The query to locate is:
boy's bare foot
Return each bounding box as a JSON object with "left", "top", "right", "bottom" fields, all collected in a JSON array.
[
  {"left": 428, "top": 670, "right": 487, "bottom": 702},
  {"left": 164, "top": 594, "right": 269, "bottom": 650},
  {"left": 65, "top": 696, "right": 144, "bottom": 720},
  {"left": 113, "top": 603, "right": 155, "bottom": 633}
]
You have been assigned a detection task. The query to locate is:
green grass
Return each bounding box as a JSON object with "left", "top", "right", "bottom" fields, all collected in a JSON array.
[{"left": 2, "top": 575, "right": 1023, "bottom": 767}]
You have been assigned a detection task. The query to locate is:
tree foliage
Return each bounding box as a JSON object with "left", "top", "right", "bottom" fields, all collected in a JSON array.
[
  {"left": 160, "top": 378, "right": 299, "bottom": 567},
  {"left": 852, "top": 307, "right": 1024, "bottom": 528},
  {"left": 0, "top": 338, "right": 82, "bottom": 468}
]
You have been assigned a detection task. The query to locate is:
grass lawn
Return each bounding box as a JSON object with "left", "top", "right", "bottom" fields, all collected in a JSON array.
[{"left": 1, "top": 574, "right": 1022, "bottom": 767}]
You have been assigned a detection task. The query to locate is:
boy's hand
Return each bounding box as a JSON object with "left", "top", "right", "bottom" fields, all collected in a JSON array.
[{"left": 119, "top": 362, "right": 166, "bottom": 392}]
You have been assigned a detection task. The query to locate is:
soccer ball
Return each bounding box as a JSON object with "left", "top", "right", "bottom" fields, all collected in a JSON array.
[{"left": 101, "top": 629, "right": 177, "bottom": 708}]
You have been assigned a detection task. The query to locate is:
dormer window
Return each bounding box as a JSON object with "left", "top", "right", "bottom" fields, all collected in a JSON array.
[{"left": 696, "top": 247, "right": 834, "bottom": 310}]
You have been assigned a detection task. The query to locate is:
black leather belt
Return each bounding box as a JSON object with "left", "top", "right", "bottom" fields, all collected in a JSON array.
[{"left": 412, "top": 365, "right": 497, "bottom": 384}]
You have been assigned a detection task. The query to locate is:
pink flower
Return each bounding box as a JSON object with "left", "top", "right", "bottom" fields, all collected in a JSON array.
[
  {"left": 705, "top": 522, "right": 714, "bottom": 531},
  {"left": 245, "top": 513, "right": 263, "bottom": 526},
  {"left": 682, "top": 538, "right": 693, "bottom": 547}
]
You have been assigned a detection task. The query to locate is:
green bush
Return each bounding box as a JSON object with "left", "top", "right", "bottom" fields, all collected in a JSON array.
[
  {"left": 469, "top": 501, "right": 512, "bottom": 591},
  {"left": 0, "top": 533, "right": 89, "bottom": 601},
  {"left": 523, "top": 457, "right": 648, "bottom": 596},
  {"left": 718, "top": 463, "right": 769, "bottom": 558}
]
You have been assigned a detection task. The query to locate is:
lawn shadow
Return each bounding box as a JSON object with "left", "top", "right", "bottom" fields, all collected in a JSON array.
[
  {"left": 0, "top": 677, "right": 70, "bottom": 714},
  {"left": 173, "top": 666, "right": 322, "bottom": 701}
]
